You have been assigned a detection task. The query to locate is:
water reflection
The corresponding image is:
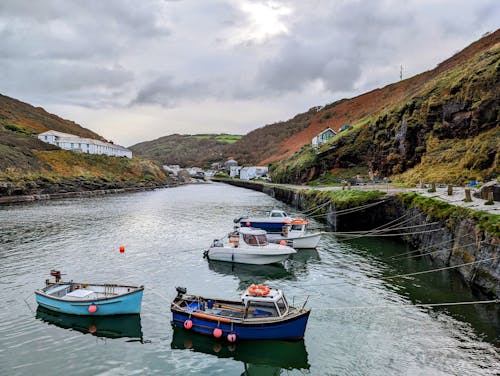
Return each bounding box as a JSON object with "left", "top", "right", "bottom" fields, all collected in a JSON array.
[
  {"left": 36, "top": 306, "right": 143, "bottom": 340},
  {"left": 171, "top": 326, "right": 309, "bottom": 375}
]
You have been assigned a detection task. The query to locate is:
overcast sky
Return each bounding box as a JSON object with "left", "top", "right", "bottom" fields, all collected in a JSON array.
[{"left": 0, "top": 0, "right": 498, "bottom": 146}]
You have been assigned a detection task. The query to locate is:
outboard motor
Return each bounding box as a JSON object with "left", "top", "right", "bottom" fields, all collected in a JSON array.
[
  {"left": 176, "top": 286, "right": 187, "bottom": 297},
  {"left": 50, "top": 270, "right": 61, "bottom": 283}
]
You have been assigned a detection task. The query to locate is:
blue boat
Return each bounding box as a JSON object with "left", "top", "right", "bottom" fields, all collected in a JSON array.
[
  {"left": 171, "top": 285, "right": 310, "bottom": 341},
  {"left": 235, "top": 210, "right": 293, "bottom": 233},
  {"left": 35, "top": 270, "right": 144, "bottom": 316}
]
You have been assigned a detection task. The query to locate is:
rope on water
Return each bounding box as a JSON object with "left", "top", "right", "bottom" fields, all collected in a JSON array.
[
  {"left": 384, "top": 256, "right": 498, "bottom": 280},
  {"left": 313, "top": 299, "right": 499, "bottom": 311}
]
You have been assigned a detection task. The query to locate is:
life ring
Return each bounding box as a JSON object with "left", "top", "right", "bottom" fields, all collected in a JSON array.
[{"left": 248, "top": 284, "right": 270, "bottom": 296}]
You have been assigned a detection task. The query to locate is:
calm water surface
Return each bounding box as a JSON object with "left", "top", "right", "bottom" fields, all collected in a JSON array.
[{"left": 0, "top": 183, "right": 498, "bottom": 375}]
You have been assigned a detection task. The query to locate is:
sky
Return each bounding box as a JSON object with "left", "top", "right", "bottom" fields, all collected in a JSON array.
[{"left": 0, "top": 0, "right": 498, "bottom": 147}]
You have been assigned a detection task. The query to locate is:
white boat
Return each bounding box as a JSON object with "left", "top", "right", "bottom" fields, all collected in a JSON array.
[
  {"left": 235, "top": 210, "right": 293, "bottom": 233},
  {"left": 204, "top": 227, "right": 296, "bottom": 265},
  {"left": 266, "top": 218, "right": 322, "bottom": 249}
]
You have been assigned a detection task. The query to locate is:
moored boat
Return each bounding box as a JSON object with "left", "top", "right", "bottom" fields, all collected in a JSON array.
[
  {"left": 35, "top": 270, "right": 144, "bottom": 316},
  {"left": 266, "top": 217, "right": 322, "bottom": 249},
  {"left": 235, "top": 209, "right": 293, "bottom": 233},
  {"left": 171, "top": 285, "right": 310, "bottom": 341},
  {"left": 204, "top": 227, "right": 296, "bottom": 265}
]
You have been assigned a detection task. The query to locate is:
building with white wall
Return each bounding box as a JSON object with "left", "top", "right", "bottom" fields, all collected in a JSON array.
[
  {"left": 240, "top": 166, "right": 269, "bottom": 180},
  {"left": 38, "top": 130, "right": 132, "bottom": 158},
  {"left": 312, "top": 127, "right": 336, "bottom": 147}
]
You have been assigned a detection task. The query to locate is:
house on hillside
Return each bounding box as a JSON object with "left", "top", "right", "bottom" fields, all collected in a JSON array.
[
  {"left": 338, "top": 124, "right": 352, "bottom": 132},
  {"left": 240, "top": 166, "right": 269, "bottom": 180},
  {"left": 311, "top": 128, "right": 336, "bottom": 147},
  {"left": 38, "top": 130, "right": 132, "bottom": 158},
  {"left": 224, "top": 159, "right": 238, "bottom": 171},
  {"left": 229, "top": 165, "right": 242, "bottom": 178}
]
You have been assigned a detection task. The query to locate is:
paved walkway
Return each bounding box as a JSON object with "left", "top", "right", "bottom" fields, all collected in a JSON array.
[{"left": 266, "top": 183, "right": 499, "bottom": 215}]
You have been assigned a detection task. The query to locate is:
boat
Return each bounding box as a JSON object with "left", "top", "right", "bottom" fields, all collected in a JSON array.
[
  {"left": 265, "top": 217, "right": 322, "bottom": 249},
  {"left": 171, "top": 285, "right": 310, "bottom": 341},
  {"left": 35, "top": 270, "right": 144, "bottom": 316},
  {"left": 36, "top": 306, "right": 143, "bottom": 340},
  {"left": 204, "top": 227, "right": 296, "bottom": 265},
  {"left": 235, "top": 209, "right": 293, "bottom": 233}
]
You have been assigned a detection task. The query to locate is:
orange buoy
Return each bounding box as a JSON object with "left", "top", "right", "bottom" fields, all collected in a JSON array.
[
  {"left": 280, "top": 240, "right": 287, "bottom": 246},
  {"left": 184, "top": 319, "right": 193, "bottom": 329},
  {"left": 88, "top": 304, "right": 98, "bottom": 313},
  {"left": 119, "top": 245, "right": 125, "bottom": 253},
  {"left": 246, "top": 221, "right": 251, "bottom": 227}
]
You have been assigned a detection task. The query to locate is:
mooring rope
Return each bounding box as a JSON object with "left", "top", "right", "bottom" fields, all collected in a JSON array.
[
  {"left": 313, "top": 299, "right": 499, "bottom": 311},
  {"left": 328, "top": 228, "right": 443, "bottom": 238},
  {"left": 388, "top": 241, "right": 483, "bottom": 262},
  {"left": 328, "top": 221, "right": 441, "bottom": 236},
  {"left": 301, "top": 199, "right": 332, "bottom": 216},
  {"left": 306, "top": 199, "right": 388, "bottom": 219}
]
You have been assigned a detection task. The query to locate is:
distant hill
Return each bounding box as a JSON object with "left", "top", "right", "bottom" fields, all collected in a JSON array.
[
  {"left": 0, "top": 95, "right": 168, "bottom": 196},
  {"left": 130, "top": 109, "right": 316, "bottom": 167},
  {"left": 130, "top": 134, "right": 242, "bottom": 167}
]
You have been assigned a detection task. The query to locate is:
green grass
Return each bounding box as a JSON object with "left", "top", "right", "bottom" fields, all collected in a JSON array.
[{"left": 190, "top": 134, "right": 242, "bottom": 144}]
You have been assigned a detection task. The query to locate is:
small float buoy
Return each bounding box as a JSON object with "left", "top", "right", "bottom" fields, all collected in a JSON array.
[
  {"left": 183, "top": 319, "right": 193, "bottom": 330},
  {"left": 280, "top": 240, "right": 287, "bottom": 246},
  {"left": 119, "top": 245, "right": 125, "bottom": 253},
  {"left": 213, "top": 328, "right": 222, "bottom": 338},
  {"left": 88, "top": 324, "right": 97, "bottom": 334},
  {"left": 246, "top": 221, "right": 251, "bottom": 227},
  {"left": 88, "top": 304, "right": 98, "bottom": 313},
  {"left": 227, "top": 333, "right": 237, "bottom": 343}
]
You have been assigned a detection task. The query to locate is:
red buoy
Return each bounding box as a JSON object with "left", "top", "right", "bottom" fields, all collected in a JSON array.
[
  {"left": 246, "top": 221, "right": 251, "bottom": 227},
  {"left": 280, "top": 240, "right": 287, "bottom": 246},
  {"left": 227, "top": 333, "right": 237, "bottom": 343},
  {"left": 183, "top": 319, "right": 193, "bottom": 330},
  {"left": 119, "top": 245, "right": 125, "bottom": 253},
  {"left": 213, "top": 328, "right": 222, "bottom": 338},
  {"left": 88, "top": 304, "right": 98, "bottom": 313}
]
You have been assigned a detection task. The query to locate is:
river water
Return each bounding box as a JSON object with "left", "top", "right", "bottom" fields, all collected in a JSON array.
[{"left": 0, "top": 183, "right": 498, "bottom": 375}]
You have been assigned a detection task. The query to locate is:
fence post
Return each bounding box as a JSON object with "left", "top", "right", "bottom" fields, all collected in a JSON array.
[
  {"left": 447, "top": 185, "right": 453, "bottom": 196},
  {"left": 464, "top": 189, "right": 472, "bottom": 202}
]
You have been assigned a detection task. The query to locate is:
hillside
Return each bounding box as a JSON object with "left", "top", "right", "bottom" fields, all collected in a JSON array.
[
  {"left": 0, "top": 95, "right": 170, "bottom": 196},
  {"left": 130, "top": 108, "right": 317, "bottom": 167},
  {"left": 130, "top": 134, "right": 242, "bottom": 167},
  {"left": 269, "top": 30, "right": 500, "bottom": 184}
]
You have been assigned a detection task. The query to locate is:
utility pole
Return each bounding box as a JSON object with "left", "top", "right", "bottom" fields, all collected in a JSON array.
[{"left": 400, "top": 65, "right": 403, "bottom": 81}]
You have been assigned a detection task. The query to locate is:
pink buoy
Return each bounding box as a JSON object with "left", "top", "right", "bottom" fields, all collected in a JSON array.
[
  {"left": 279, "top": 240, "right": 287, "bottom": 246},
  {"left": 183, "top": 319, "right": 193, "bottom": 330},
  {"left": 213, "top": 328, "right": 223, "bottom": 338},
  {"left": 88, "top": 304, "right": 98, "bottom": 313},
  {"left": 227, "top": 333, "right": 237, "bottom": 343},
  {"left": 246, "top": 221, "right": 251, "bottom": 227}
]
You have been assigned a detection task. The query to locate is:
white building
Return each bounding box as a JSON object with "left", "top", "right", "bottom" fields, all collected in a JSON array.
[
  {"left": 312, "top": 127, "right": 336, "bottom": 147},
  {"left": 38, "top": 130, "right": 132, "bottom": 158},
  {"left": 240, "top": 166, "right": 269, "bottom": 180},
  {"left": 229, "top": 165, "right": 242, "bottom": 177}
]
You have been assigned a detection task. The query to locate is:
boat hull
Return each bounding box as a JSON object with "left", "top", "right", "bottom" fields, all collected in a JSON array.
[
  {"left": 206, "top": 247, "right": 294, "bottom": 265},
  {"left": 267, "top": 233, "right": 321, "bottom": 249},
  {"left": 35, "top": 287, "right": 143, "bottom": 316},
  {"left": 239, "top": 221, "right": 285, "bottom": 233},
  {"left": 172, "top": 310, "right": 310, "bottom": 340}
]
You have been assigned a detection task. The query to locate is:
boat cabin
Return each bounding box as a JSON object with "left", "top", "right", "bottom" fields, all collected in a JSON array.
[
  {"left": 269, "top": 209, "right": 289, "bottom": 218},
  {"left": 237, "top": 227, "right": 268, "bottom": 246},
  {"left": 283, "top": 217, "right": 309, "bottom": 235},
  {"left": 241, "top": 286, "right": 289, "bottom": 317}
]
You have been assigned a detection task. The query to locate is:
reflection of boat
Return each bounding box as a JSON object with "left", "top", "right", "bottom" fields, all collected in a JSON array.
[
  {"left": 204, "top": 227, "right": 296, "bottom": 265},
  {"left": 36, "top": 306, "right": 143, "bottom": 339},
  {"left": 171, "top": 325, "right": 309, "bottom": 370},
  {"left": 171, "top": 286, "right": 310, "bottom": 341},
  {"left": 207, "top": 260, "right": 293, "bottom": 283},
  {"left": 35, "top": 270, "right": 144, "bottom": 315},
  {"left": 266, "top": 218, "right": 322, "bottom": 249}
]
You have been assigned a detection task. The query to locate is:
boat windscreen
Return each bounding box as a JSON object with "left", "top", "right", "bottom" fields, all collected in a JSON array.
[{"left": 243, "top": 234, "right": 268, "bottom": 246}]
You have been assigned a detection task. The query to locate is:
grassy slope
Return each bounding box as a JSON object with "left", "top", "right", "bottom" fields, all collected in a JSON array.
[
  {"left": 270, "top": 30, "right": 499, "bottom": 185},
  {"left": 0, "top": 96, "right": 168, "bottom": 195}
]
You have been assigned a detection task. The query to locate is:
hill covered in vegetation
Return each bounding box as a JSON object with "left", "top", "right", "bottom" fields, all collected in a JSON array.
[
  {"left": 0, "top": 95, "right": 170, "bottom": 197},
  {"left": 269, "top": 30, "right": 499, "bottom": 184}
]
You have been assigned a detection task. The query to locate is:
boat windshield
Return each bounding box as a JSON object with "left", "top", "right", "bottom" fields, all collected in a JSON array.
[
  {"left": 291, "top": 224, "right": 304, "bottom": 231},
  {"left": 243, "top": 234, "right": 268, "bottom": 246}
]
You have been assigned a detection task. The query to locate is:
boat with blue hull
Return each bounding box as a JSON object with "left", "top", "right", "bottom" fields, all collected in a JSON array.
[
  {"left": 35, "top": 270, "right": 144, "bottom": 316},
  {"left": 235, "top": 209, "right": 293, "bottom": 233},
  {"left": 171, "top": 285, "right": 310, "bottom": 341}
]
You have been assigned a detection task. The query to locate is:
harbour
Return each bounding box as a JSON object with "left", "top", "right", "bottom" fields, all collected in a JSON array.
[{"left": 0, "top": 183, "right": 498, "bottom": 375}]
